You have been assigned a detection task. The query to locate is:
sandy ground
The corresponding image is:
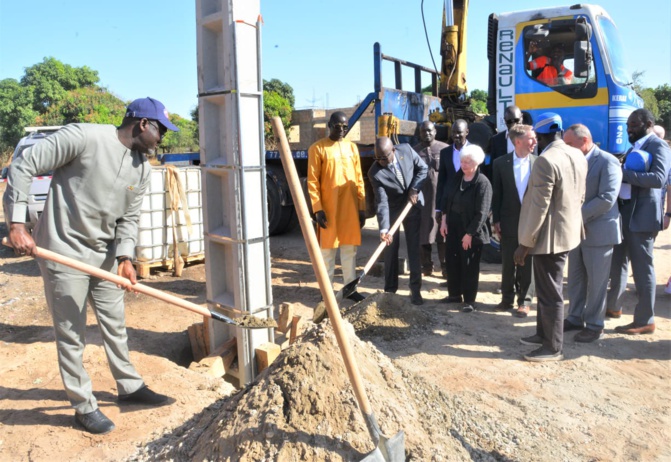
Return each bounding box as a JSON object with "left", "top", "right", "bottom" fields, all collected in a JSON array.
[{"left": 1, "top": 178, "right": 670, "bottom": 461}]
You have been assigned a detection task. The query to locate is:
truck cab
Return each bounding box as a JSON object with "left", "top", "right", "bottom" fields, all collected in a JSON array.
[{"left": 491, "top": 4, "right": 643, "bottom": 154}]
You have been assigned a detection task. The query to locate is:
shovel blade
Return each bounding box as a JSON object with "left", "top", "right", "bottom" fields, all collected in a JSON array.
[
  {"left": 360, "top": 431, "right": 405, "bottom": 462},
  {"left": 335, "top": 275, "right": 362, "bottom": 303}
]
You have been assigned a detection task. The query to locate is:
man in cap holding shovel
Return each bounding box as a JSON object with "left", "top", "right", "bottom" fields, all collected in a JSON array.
[{"left": 5, "top": 97, "right": 179, "bottom": 434}]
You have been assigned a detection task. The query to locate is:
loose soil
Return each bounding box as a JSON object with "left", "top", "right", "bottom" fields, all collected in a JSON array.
[{"left": 1, "top": 180, "right": 670, "bottom": 461}]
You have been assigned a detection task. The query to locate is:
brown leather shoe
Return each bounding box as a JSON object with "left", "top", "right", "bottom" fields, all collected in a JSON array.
[
  {"left": 606, "top": 309, "right": 622, "bottom": 318},
  {"left": 515, "top": 305, "right": 530, "bottom": 318},
  {"left": 614, "top": 322, "right": 655, "bottom": 335}
]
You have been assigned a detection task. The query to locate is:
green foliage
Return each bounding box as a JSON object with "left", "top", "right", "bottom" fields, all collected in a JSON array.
[
  {"left": 640, "top": 88, "right": 659, "bottom": 119},
  {"left": 0, "top": 57, "right": 198, "bottom": 153},
  {"left": 159, "top": 114, "right": 199, "bottom": 153},
  {"left": 21, "top": 57, "right": 99, "bottom": 113},
  {"left": 0, "top": 79, "right": 37, "bottom": 152},
  {"left": 37, "top": 87, "right": 126, "bottom": 126},
  {"left": 262, "top": 79, "right": 295, "bottom": 148},
  {"left": 653, "top": 84, "right": 671, "bottom": 134},
  {"left": 263, "top": 79, "right": 295, "bottom": 108},
  {"left": 469, "top": 89, "right": 488, "bottom": 115}
]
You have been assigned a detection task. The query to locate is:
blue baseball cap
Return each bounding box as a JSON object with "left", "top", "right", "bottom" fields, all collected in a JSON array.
[
  {"left": 125, "top": 97, "right": 179, "bottom": 131},
  {"left": 534, "top": 112, "right": 563, "bottom": 134}
]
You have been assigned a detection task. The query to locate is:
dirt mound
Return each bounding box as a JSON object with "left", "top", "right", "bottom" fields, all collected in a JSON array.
[{"left": 133, "top": 315, "right": 472, "bottom": 461}]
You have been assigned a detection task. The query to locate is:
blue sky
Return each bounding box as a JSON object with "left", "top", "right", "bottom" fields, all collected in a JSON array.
[{"left": 1, "top": 1, "right": 669, "bottom": 119}]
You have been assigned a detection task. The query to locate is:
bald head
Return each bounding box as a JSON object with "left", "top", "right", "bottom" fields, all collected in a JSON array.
[
  {"left": 563, "top": 123, "right": 593, "bottom": 155},
  {"left": 374, "top": 137, "right": 395, "bottom": 167},
  {"left": 504, "top": 106, "right": 523, "bottom": 128},
  {"left": 328, "top": 111, "right": 348, "bottom": 141}
]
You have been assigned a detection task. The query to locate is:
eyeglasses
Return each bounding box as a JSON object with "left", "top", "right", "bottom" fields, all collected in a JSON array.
[
  {"left": 147, "top": 120, "right": 167, "bottom": 138},
  {"left": 505, "top": 118, "right": 522, "bottom": 125}
]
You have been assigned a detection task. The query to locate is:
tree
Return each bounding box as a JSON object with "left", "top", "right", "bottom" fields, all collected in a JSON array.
[
  {"left": 263, "top": 78, "right": 295, "bottom": 108},
  {"left": 653, "top": 84, "right": 671, "bottom": 135},
  {"left": 159, "top": 114, "right": 199, "bottom": 153},
  {"left": 469, "top": 89, "right": 488, "bottom": 115},
  {"left": 36, "top": 86, "right": 126, "bottom": 126},
  {"left": 0, "top": 79, "right": 37, "bottom": 155},
  {"left": 263, "top": 79, "right": 295, "bottom": 148},
  {"left": 21, "top": 57, "right": 99, "bottom": 113}
]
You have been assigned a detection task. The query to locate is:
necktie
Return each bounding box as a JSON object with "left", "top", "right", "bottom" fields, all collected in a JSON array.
[{"left": 393, "top": 162, "right": 405, "bottom": 188}]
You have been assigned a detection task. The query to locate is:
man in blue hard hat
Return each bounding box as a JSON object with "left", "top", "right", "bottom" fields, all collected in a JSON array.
[
  {"left": 5, "top": 97, "right": 179, "bottom": 434},
  {"left": 514, "top": 112, "right": 587, "bottom": 362}
]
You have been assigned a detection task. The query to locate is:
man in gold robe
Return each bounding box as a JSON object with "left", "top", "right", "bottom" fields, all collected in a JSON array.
[{"left": 307, "top": 111, "right": 366, "bottom": 302}]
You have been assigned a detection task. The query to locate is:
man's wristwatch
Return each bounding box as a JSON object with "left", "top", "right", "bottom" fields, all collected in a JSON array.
[
  {"left": 665, "top": 212, "right": 671, "bottom": 218},
  {"left": 116, "top": 256, "right": 131, "bottom": 264}
]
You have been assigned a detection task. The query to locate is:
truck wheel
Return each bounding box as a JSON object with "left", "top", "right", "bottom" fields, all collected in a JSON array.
[{"left": 266, "top": 175, "right": 295, "bottom": 235}]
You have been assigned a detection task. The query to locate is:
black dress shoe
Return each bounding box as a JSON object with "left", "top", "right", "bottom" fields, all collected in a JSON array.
[
  {"left": 574, "top": 328, "right": 604, "bottom": 343},
  {"left": 75, "top": 409, "right": 115, "bottom": 434},
  {"left": 524, "top": 347, "right": 563, "bottom": 362},
  {"left": 440, "top": 295, "right": 462, "bottom": 303},
  {"left": 422, "top": 268, "right": 433, "bottom": 277},
  {"left": 519, "top": 334, "right": 543, "bottom": 346},
  {"left": 410, "top": 293, "right": 424, "bottom": 305},
  {"left": 118, "top": 386, "right": 170, "bottom": 406},
  {"left": 346, "top": 291, "right": 366, "bottom": 303},
  {"left": 495, "top": 302, "right": 514, "bottom": 311},
  {"left": 563, "top": 319, "right": 583, "bottom": 332}
]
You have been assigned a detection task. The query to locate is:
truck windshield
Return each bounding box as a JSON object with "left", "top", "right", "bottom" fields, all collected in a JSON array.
[{"left": 598, "top": 15, "right": 631, "bottom": 86}]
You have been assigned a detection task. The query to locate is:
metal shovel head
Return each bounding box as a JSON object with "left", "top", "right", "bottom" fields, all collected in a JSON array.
[
  {"left": 361, "top": 430, "right": 405, "bottom": 462},
  {"left": 335, "top": 276, "right": 362, "bottom": 303}
]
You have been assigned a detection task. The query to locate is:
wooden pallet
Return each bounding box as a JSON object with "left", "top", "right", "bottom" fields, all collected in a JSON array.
[{"left": 133, "top": 253, "right": 205, "bottom": 278}]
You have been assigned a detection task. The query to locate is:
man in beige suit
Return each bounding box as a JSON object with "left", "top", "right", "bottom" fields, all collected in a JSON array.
[{"left": 514, "top": 113, "right": 587, "bottom": 362}]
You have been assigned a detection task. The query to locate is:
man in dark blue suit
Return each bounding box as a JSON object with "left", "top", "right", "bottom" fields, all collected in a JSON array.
[
  {"left": 369, "top": 137, "right": 428, "bottom": 305},
  {"left": 607, "top": 109, "right": 671, "bottom": 334}
]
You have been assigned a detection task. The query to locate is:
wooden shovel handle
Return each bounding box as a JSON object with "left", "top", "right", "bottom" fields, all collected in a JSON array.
[
  {"left": 2, "top": 237, "right": 216, "bottom": 321},
  {"left": 362, "top": 201, "right": 413, "bottom": 274},
  {"left": 271, "top": 117, "right": 375, "bottom": 418}
]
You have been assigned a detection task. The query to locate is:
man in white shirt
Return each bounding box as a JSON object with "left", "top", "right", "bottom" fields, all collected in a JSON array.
[{"left": 491, "top": 124, "right": 537, "bottom": 317}]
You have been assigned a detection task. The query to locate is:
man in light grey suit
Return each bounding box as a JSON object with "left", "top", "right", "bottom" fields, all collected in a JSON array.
[
  {"left": 5, "top": 97, "right": 179, "bottom": 434},
  {"left": 607, "top": 109, "right": 671, "bottom": 335},
  {"left": 492, "top": 124, "right": 537, "bottom": 318},
  {"left": 563, "top": 124, "right": 622, "bottom": 342},
  {"left": 514, "top": 113, "right": 587, "bottom": 362},
  {"left": 369, "top": 137, "right": 428, "bottom": 305}
]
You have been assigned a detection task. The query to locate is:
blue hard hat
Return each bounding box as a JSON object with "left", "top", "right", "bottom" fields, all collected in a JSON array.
[{"left": 624, "top": 149, "right": 652, "bottom": 172}]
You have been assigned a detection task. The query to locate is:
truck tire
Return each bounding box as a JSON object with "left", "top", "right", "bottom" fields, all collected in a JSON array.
[{"left": 266, "top": 175, "right": 295, "bottom": 235}]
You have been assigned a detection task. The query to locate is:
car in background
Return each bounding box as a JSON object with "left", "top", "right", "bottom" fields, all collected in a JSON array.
[{"left": 2, "top": 126, "right": 62, "bottom": 231}]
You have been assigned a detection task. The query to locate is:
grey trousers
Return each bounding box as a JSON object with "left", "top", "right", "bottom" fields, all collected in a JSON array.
[
  {"left": 567, "top": 244, "right": 614, "bottom": 331},
  {"left": 39, "top": 263, "right": 144, "bottom": 414},
  {"left": 533, "top": 252, "right": 568, "bottom": 353},
  {"left": 606, "top": 202, "right": 658, "bottom": 325}
]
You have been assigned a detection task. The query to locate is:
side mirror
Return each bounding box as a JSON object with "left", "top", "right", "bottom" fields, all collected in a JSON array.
[{"left": 573, "top": 17, "right": 592, "bottom": 78}]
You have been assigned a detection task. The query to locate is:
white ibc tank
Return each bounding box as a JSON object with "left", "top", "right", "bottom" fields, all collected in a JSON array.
[{"left": 136, "top": 166, "right": 204, "bottom": 262}]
